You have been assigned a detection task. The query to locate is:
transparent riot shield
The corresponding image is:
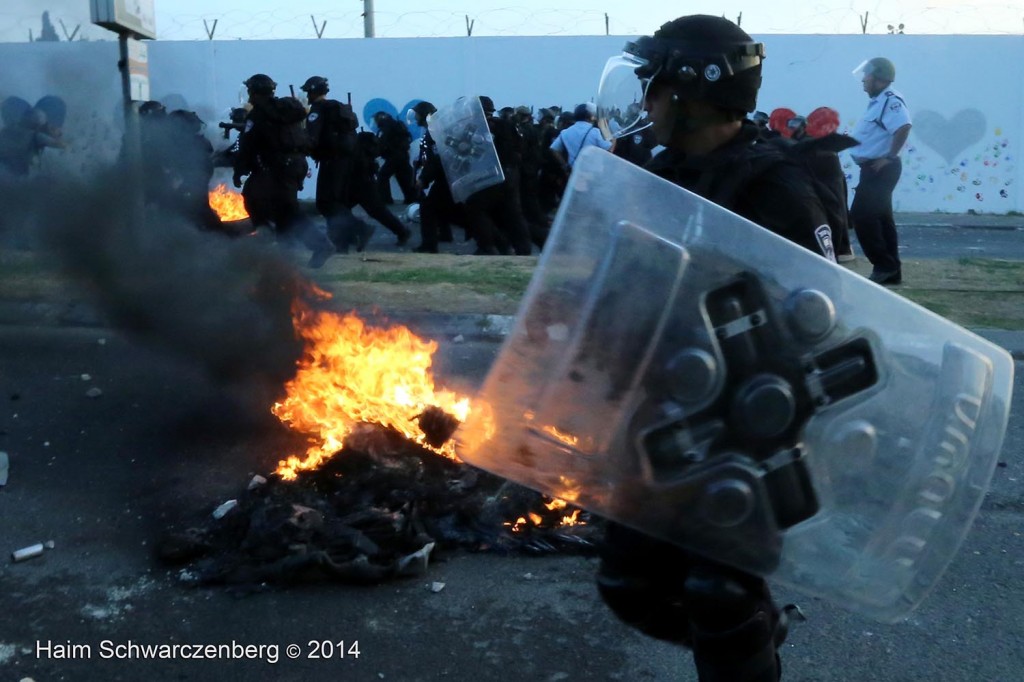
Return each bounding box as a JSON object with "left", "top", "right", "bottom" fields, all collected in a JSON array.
[
  {"left": 426, "top": 96, "right": 504, "bottom": 203},
  {"left": 457, "top": 147, "right": 1013, "bottom": 623}
]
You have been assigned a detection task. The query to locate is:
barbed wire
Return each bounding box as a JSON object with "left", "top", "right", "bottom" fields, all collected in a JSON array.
[{"left": 1, "top": 4, "right": 1021, "bottom": 43}]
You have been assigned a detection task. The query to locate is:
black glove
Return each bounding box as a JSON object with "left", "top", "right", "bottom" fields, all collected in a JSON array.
[
  {"left": 596, "top": 522, "right": 789, "bottom": 682},
  {"left": 232, "top": 171, "right": 244, "bottom": 188}
]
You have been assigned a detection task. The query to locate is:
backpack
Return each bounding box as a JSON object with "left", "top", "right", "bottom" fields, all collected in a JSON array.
[
  {"left": 266, "top": 96, "right": 309, "bottom": 155},
  {"left": 308, "top": 100, "right": 357, "bottom": 162},
  {"left": 708, "top": 132, "right": 857, "bottom": 258}
]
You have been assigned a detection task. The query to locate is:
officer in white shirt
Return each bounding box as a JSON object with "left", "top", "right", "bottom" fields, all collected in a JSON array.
[
  {"left": 550, "top": 102, "right": 613, "bottom": 168},
  {"left": 849, "top": 57, "right": 912, "bottom": 285}
]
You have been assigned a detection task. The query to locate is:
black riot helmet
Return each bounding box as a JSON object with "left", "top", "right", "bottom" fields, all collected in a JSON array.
[
  {"left": 169, "top": 109, "right": 205, "bottom": 135},
  {"left": 300, "top": 76, "right": 329, "bottom": 97},
  {"left": 413, "top": 101, "right": 436, "bottom": 119},
  {"left": 138, "top": 100, "right": 166, "bottom": 118},
  {"left": 408, "top": 100, "right": 437, "bottom": 127},
  {"left": 2, "top": 96, "right": 32, "bottom": 127},
  {"left": 597, "top": 14, "right": 764, "bottom": 140},
  {"left": 243, "top": 73, "right": 277, "bottom": 97},
  {"left": 631, "top": 15, "right": 764, "bottom": 113}
]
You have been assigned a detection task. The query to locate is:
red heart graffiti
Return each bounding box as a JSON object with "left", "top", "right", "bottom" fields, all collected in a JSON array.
[{"left": 768, "top": 106, "right": 840, "bottom": 138}]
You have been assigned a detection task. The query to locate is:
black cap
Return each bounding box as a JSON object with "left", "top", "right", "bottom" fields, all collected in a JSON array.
[{"left": 479, "top": 96, "right": 495, "bottom": 114}]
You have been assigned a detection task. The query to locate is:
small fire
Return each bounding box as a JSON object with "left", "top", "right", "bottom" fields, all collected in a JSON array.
[
  {"left": 541, "top": 425, "right": 579, "bottom": 447},
  {"left": 208, "top": 183, "right": 249, "bottom": 221},
  {"left": 504, "top": 496, "right": 584, "bottom": 532},
  {"left": 270, "top": 296, "right": 584, "bottom": 531},
  {"left": 273, "top": 301, "right": 472, "bottom": 479}
]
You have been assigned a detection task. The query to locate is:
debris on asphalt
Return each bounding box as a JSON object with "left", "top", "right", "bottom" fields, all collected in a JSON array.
[
  {"left": 211, "top": 499, "right": 238, "bottom": 519},
  {"left": 248, "top": 474, "right": 267, "bottom": 490},
  {"left": 0, "top": 451, "right": 8, "bottom": 487},
  {"left": 452, "top": 334, "right": 465, "bottom": 343},
  {"left": 158, "top": 424, "right": 599, "bottom": 590},
  {"left": 430, "top": 581, "right": 445, "bottom": 593},
  {"left": 11, "top": 540, "right": 54, "bottom": 563},
  {"left": 85, "top": 387, "right": 103, "bottom": 398}
]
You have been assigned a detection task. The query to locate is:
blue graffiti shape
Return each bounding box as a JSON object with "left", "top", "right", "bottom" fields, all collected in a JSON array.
[{"left": 363, "top": 98, "right": 398, "bottom": 134}]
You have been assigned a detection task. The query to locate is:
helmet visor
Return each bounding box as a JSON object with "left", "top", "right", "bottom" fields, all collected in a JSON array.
[
  {"left": 851, "top": 59, "right": 871, "bottom": 81},
  {"left": 596, "top": 54, "right": 653, "bottom": 141}
]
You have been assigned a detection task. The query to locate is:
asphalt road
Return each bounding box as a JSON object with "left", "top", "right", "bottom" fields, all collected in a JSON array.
[{"left": 1, "top": 326, "right": 1022, "bottom": 682}]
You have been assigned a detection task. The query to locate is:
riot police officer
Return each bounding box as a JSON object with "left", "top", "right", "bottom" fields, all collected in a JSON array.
[
  {"left": 594, "top": 15, "right": 840, "bottom": 682},
  {"left": 462, "top": 96, "right": 532, "bottom": 256},
  {"left": 165, "top": 109, "right": 221, "bottom": 232},
  {"left": 408, "top": 100, "right": 465, "bottom": 253},
  {"left": 513, "top": 105, "right": 548, "bottom": 248},
  {"left": 233, "top": 73, "right": 335, "bottom": 268},
  {"left": 372, "top": 110, "right": 416, "bottom": 205},
  {"left": 301, "top": 75, "right": 373, "bottom": 253}
]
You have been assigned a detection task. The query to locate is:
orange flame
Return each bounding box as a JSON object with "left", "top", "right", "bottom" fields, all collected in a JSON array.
[
  {"left": 273, "top": 303, "right": 472, "bottom": 479},
  {"left": 208, "top": 183, "right": 249, "bottom": 221},
  {"left": 269, "top": 299, "right": 583, "bottom": 530},
  {"left": 541, "top": 425, "right": 579, "bottom": 447}
]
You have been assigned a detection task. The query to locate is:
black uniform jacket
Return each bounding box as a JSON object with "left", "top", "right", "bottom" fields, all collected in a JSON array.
[{"left": 646, "top": 121, "right": 833, "bottom": 258}]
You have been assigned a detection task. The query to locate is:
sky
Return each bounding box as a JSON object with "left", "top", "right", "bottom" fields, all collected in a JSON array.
[{"left": 1, "top": 0, "right": 1022, "bottom": 42}]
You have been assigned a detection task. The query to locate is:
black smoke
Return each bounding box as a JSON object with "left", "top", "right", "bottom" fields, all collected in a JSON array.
[{"left": 0, "top": 164, "right": 319, "bottom": 391}]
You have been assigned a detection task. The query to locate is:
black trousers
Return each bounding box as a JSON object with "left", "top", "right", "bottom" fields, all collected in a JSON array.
[
  {"left": 348, "top": 175, "right": 408, "bottom": 238},
  {"left": 377, "top": 153, "right": 416, "bottom": 204},
  {"left": 519, "top": 164, "right": 548, "bottom": 249},
  {"left": 243, "top": 171, "right": 333, "bottom": 254},
  {"left": 464, "top": 172, "right": 532, "bottom": 255},
  {"left": 851, "top": 159, "right": 902, "bottom": 273},
  {"left": 316, "top": 158, "right": 368, "bottom": 248},
  {"left": 419, "top": 183, "right": 464, "bottom": 251}
]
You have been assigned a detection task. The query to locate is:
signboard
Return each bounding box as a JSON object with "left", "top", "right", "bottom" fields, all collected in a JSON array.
[
  {"left": 127, "top": 39, "right": 150, "bottom": 101},
  {"left": 90, "top": 0, "right": 157, "bottom": 40}
]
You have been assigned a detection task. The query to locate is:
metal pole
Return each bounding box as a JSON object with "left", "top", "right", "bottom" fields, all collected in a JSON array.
[
  {"left": 118, "top": 33, "right": 143, "bottom": 221},
  {"left": 363, "top": 0, "right": 375, "bottom": 37}
]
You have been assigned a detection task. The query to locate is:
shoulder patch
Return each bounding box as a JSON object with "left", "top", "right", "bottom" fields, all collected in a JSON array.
[
  {"left": 307, "top": 112, "right": 319, "bottom": 122},
  {"left": 815, "top": 224, "right": 837, "bottom": 263}
]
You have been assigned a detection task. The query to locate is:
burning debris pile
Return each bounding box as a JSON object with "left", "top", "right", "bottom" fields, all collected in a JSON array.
[
  {"left": 158, "top": 426, "right": 599, "bottom": 589},
  {"left": 158, "top": 303, "right": 599, "bottom": 589}
]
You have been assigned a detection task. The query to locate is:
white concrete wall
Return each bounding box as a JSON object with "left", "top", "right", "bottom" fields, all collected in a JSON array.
[{"left": 1, "top": 34, "right": 1021, "bottom": 213}]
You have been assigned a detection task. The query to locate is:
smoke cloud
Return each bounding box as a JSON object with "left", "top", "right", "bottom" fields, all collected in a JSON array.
[{"left": 0, "top": 163, "right": 318, "bottom": 392}]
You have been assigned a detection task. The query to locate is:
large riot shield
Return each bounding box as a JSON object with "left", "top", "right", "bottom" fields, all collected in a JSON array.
[
  {"left": 457, "top": 147, "right": 1013, "bottom": 623},
  {"left": 426, "top": 96, "right": 504, "bottom": 203}
]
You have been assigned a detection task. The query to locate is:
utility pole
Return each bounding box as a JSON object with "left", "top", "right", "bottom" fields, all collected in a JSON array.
[{"left": 363, "top": 0, "right": 375, "bottom": 38}]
